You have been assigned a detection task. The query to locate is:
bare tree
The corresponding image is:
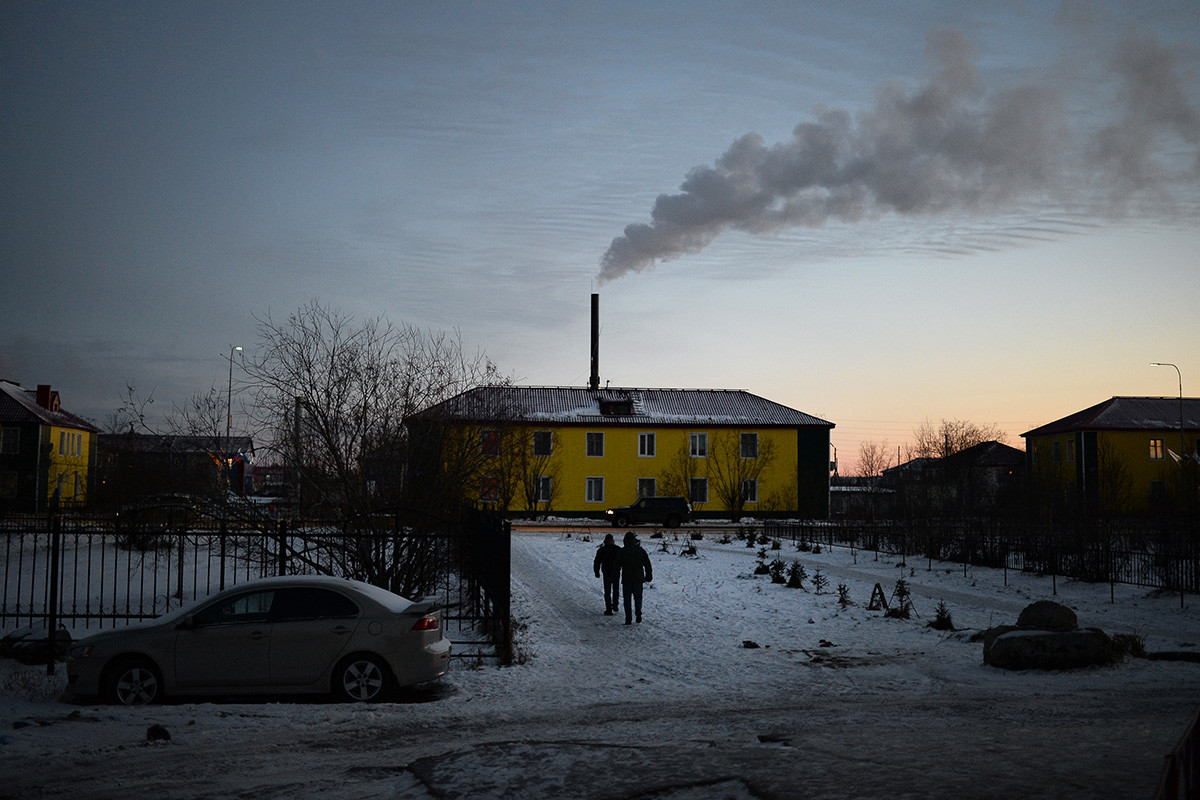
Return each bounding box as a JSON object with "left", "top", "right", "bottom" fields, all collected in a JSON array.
[
  {"left": 856, "top": 440, "right": 895, "bottom": 521},
  {"left": 909, "top": 418, "right": 1005, "bottom": 460},
  {"left": 241, "top": 300, "right": 504, "bottom": 595},
  {"left": 708, "top": 432, "right": 775, "bottom": 522},
  {"left": 659, "top": 442, "right": 704, "bottom": 509}
]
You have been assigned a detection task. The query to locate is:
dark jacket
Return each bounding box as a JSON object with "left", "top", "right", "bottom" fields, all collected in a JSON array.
[
  {"left": 594, "top": 541, "right": 622, "bottom": 578},
  {"left": 620, "top": 537, "right": 652, "bottom": 585}
]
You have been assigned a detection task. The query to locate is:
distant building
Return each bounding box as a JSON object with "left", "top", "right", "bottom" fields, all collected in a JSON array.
[
  {"left": 0, "top": 381, "right": 101, "bottom": 512},
  {"left": 1022, "top": 396, "right": 1200, "bottom": 517},
  {"left": 407, "top": 386, "right": 834, "bottom": 519},
  {"left": 96, "top": 433, "right": 254, "bottom": 507},
  {"left": 881, "top": 442, "right": 1025, "bottom": 518}
]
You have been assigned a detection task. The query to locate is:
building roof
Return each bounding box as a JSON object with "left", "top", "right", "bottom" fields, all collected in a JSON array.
[
  {"left": 941, "top": 440, "right": 1025, "bottom": 468},
  {"left": 1022, "top": 396, "right": 1200, "bottom": 438},
  {"left": 98, "top": 433, "right": 255, "bottom": 454},
  {"left": 0, "top": 380, "right": 100, "bottom": 432},
  {"left": 411, "top": 386, "right": 834, "bottom": 428}
]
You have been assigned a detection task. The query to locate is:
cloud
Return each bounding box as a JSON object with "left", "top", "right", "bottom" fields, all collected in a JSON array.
[{"left": 599, "top": 27, "right": 1198, "bottom": 282}]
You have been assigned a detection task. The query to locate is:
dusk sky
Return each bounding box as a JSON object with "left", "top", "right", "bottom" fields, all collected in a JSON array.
[{"left": 3, "top": 1, "right": 1198, "bottom": 473}]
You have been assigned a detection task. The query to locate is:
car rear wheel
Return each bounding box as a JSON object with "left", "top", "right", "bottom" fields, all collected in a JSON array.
[
  {"left": 105, "top": 657, "right": 163, "bottom": 706},
  {"left": 333, "top": 654, "right": 392, "bottom": 702},
  {"left": 614, "top": 514, "right": 630, "bottom": 527},
  {"left": 664, "top": 514, "right": 680, "bottom": 528}
]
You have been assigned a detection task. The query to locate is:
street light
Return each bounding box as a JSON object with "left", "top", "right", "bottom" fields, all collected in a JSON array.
[
  {"left": 226, "top": 345, "right": 243, "bottom": 451},
  {"left": 1150, "top": 362, "right": 1185, "bottom": 460}
]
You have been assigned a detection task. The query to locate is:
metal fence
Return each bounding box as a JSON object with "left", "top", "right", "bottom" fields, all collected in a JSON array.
[
  {"left": 764, "top": 518, "right": 1200, "bottom": 598},
  {"left": 1154, "top": 707, "right": 1200, "bottom": 800},
  {"left": 1, "top": 507, "right": 511, "bottom": 663}
]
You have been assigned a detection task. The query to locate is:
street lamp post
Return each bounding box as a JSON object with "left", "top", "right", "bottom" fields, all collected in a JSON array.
[
  {"left": 1151, "top": 362, "right": 1185, "bottom": 459},
  {"left": 226, "top": 345, "right": 243, "bottom": 486}
]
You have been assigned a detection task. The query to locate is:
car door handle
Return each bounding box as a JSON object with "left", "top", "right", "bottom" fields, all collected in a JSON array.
[
  {"left": 247, "top": 630, "right": 268, "bottom": 640},
  {"left": 331, "top": 626, "right": 352, "bottom": 635}
]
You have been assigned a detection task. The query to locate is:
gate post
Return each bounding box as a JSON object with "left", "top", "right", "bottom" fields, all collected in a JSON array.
[{"left": 46, "top": 503, "right": 61, "bottom": 676}]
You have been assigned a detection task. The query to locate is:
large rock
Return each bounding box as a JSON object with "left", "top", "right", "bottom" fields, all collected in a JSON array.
[
  {"left": 982, "top": 600, "right": 1110, "bottom": 670},
  {"left": 1016, "top": 600, "right": 1078, "bottom": 632},
  {"left": 984, "top": 627, "right": 1113, "bottom": 670}
]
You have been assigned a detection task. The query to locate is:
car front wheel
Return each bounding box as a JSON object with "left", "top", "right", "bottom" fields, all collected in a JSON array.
[
  {"left": 614, "top": 514, "right": 630, "bottom": 527},
  {"left": 105, "top": 657, "right": 163, "bottom": 706},
  {"left": 334, "top": 654, "right": 391, "bottom": 702}
]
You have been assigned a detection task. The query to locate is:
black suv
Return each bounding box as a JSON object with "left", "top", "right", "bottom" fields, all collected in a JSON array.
[{"left": 605, "top": 497, "right": 692, "bottom": 528}]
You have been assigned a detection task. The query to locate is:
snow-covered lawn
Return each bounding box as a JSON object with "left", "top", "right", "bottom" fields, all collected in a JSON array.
[{"left": 2, "top": 527, "right": 1199, "bottom": 799}]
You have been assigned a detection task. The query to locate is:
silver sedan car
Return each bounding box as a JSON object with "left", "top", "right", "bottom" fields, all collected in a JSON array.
[{"left": 66, "top": 575, "right": 451, "bottom": 705}]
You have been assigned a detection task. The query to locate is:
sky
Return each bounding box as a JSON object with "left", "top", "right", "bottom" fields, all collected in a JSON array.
[{"left": 2, "top": 1, "right": 1198, "bottom": 474}]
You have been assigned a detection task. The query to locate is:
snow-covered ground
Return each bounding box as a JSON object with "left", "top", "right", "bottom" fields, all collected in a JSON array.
[{"left": 3, "top": 527, "right": 1199, "bottom": 799}]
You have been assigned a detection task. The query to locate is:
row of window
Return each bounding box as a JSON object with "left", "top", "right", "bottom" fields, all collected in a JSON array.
[
  {"left": 480, "top": 475, "right": 757, "bottom": 505},
  {"left": 482, "top": 430, "right": 760, "bottom": 459},
  {"left": 1045, "top": 437, "right": 1183, "bottom": 464},
  {"left": 59, "top": 431, "right": 84, "bottom": 458}
]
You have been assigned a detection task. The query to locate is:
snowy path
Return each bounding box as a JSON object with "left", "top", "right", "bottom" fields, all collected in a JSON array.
[{"left": 2, "top": 530, "right": 1199, "bottom": 799}]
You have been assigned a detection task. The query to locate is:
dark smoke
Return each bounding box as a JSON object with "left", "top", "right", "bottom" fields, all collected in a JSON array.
[{"left": 598, "top": 28, "right": 1199, "bottom": 282}]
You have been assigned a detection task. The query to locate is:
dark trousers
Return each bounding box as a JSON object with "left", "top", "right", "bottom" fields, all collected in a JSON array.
[
  {"left": 623, "top": 581, "right": 644, "bottom": 622},
  {"left": 602, "top": 574, "right": 620, "bottom": 612}
]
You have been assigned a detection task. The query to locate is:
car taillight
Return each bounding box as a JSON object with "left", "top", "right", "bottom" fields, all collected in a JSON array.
[{"left": 411, "top": 616, "right": 439, "bottom": 631}]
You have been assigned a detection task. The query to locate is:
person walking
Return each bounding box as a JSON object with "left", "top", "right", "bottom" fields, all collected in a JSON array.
[
  {"left": 619, "top": 531, "right": 653, "bottom": 625},
  {"left": 593, "top": 533, "right": 622, "bottom": 615}
]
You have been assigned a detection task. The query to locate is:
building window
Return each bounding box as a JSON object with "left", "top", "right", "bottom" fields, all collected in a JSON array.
[
  {"left": 689, "top": 477, "right": 708, "bottom": 504},
  {"left": 689, "top": 432, "right": 707, "bottom": 458},
  {"left": 586, "top": 432, "right": 604, "bottom": 457},
  {"left": 0, "top": 427, "right": 18, "bottom": 454},
  {"left": 481, "top": 429, "right": 500, "bottom": 457},
  {"left": 533, "top": 430, "right": 552, "bottom": 457},
  {"left": 586, "top": 476, "right": 604, "bottom": 503},
  {"left": 639, "top": 432, "right": 655, "bottom": 457},
  {"left": 740, "top": 432, "right": 758, "bottom": 459},
  {"left": 480, "top": 476, "right": 499, "bottom": 503},
  {"left": 59, "top": 431, "right": 66, "bottom": 456},
  {"left": 637, "top": 478, "right": 656, "bottom": 498},
  {"left": 1052, "top": 441, "right": 1061, "bottom": 463},
  {"left": 1150, "top": 438, "right": 1165, "bottom": 460},
  {"left": 535, "top": 476, "right": 552, "bottom": 503},
  {"left": 741, "top": 479, "right": 758, "bottom": 503},
  {"left": 1066, "top": 439, "right": 1075, "bottom": 462}
]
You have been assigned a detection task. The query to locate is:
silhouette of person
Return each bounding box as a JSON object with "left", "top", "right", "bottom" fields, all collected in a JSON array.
[
  {"left": 619, "top": 531, "right": 653, "bottom": 624},
  {"left": 593, "top": 533, "right": 622, "bottom": 615}
]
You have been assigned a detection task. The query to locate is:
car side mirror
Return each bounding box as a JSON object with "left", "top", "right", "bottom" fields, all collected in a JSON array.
[{"left": 175, "top": 615, "right": 196, "bottom": 630}]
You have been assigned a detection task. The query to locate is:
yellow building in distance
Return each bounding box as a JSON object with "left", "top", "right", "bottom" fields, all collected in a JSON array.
[
  {"left": 1022, "top": 396, "right": 1200, "bottom": 517},
  {"left": 0, "top": 381, "right": 100, "bottom": 512},
  {"left": 411, "top": 386, "right": 834, "bottom": 520}
]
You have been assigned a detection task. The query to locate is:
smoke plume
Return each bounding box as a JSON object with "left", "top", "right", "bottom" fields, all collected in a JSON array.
[{"left": 598, "top": 28, "right": 1199, "bottom": 282}]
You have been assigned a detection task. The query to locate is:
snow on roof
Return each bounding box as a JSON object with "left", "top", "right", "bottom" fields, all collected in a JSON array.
[
  {"left": 411, "top": 386, "right": 834, "bottom": 428},
  {"left": 0, "top": 380, "right": 100, "bottom": 431}
]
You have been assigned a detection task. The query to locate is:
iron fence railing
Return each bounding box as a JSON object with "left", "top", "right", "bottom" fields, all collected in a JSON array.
[
  {"left": 1154, "top": 707, "right": 1200, "bottom": 800},
  {"left": 1, "top": 508, "right": 511, "bottom": 663},
  {"left": 764, "top": 519, "right": 1200, "bottom": 597}
]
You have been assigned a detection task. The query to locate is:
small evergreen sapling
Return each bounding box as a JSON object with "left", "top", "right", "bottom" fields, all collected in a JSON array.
[
  {"left": 811, "top": 568, "right": 829, "bottom": 595},
  {"left": 786, "top": 560, "right": 807, "bottom": 589},
  {"left": 769, "top": 557, "right": 787, "bottom": 584},
  {"left": 837, "top": 583, "right": 853, "bottom": 608},
  {"left": 754, "top": 547, "right": 771, "bottom": 575},
  {"left": 929, "top": 600, "right": 954, "bottom": 631}
]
